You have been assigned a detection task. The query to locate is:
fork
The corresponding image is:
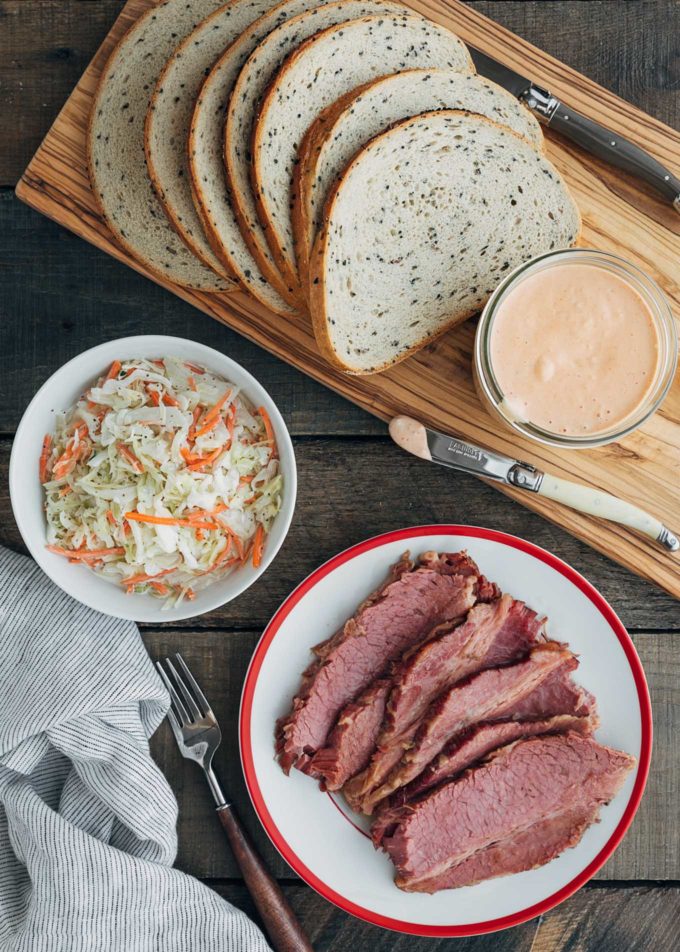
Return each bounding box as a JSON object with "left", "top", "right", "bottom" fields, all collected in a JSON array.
[{"left": 157, "top": 654, "right": 313, "bottom": 952}]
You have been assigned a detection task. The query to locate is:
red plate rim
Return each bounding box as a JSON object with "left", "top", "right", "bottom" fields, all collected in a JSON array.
[{"left": 239, "top": 525, "right": 653, "bottom": 937}]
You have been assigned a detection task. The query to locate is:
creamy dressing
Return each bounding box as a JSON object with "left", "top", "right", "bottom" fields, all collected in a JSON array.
[
  {"left": 389, "top": 417, "right": 432, "bottom": 461},
  {"left": 489, "top": 264, "right": 661, "bottom": 436}
]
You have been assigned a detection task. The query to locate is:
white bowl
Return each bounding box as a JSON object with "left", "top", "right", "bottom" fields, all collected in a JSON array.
[{"left": 10, "top": 335, "right": 297, "bottom": 622}]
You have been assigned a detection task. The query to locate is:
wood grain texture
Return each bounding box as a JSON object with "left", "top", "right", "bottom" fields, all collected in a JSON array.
[
  {"left": 0, "top": 193, "right": 381, "bottom": 437},
  {"left": 2, "top": 436, "right": 678, "bottom": 631},
  {"left": 198, "top": 881, "right": 680, "bottom": 951},
  {"left": 13, "top": 0, "right": 680, "bottom": 597},
  {"left": 140, "top": 627, "right": 679, "bottom": 882}
]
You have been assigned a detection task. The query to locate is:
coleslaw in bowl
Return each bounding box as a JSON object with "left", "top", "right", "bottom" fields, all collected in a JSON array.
[{"left": 11, "top": 336, "right": 297, "bottom": 621}]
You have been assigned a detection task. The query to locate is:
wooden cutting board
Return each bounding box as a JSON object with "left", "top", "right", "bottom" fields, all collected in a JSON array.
[{"left": 16, "top": 0, "right": 680, "bottom": 597}]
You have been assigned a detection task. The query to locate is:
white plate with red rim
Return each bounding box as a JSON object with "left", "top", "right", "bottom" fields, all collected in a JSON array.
[{"left": 240, "top": 526, "right": 651, "bottom": 937}]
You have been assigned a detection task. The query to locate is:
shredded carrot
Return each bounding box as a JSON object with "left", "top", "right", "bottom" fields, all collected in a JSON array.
[
  {"left": 188, "top": 375, "right": 197, "bottom": 392},
  {"left": 252, "top": 524, "right": 265, "bottom": 568},
  {"left": 52, "top": 456, "right": 76, "bottom": 480},
  {"left": 152, "top": 359, "right": 165, "bottom": 368},
  {"left": 105, "top": 360, "right": 122, "bottom": 381},
  {"left": 239, "top": 474, "right": 254, "bottom": 485},
  {"left": 180, "top": 447, "right": 197, "bottom": 465},
  {"left": 195, "top": 528, "right": 205, "bottom": 541},
  {"left": 123, "top": 567, "right": 175, "bottom": 587},
  {"left": 147, "top": 388, "right": 161, "bottom": 406},
  {"left": 124, "top": 511, "right": 219, "bottom": 531},
  {"left": 258, "top": 406, "right": 277, "bottom": 458},
  {"left": 149, "top": 581, "right": 170, "bottom": 596},
  {"left": 212, "top": 502, "right": 229, "bottom": 515},
  {"left": 185, "top": 588, "right": 196, "bottom": 601},
  {"left": 48, "top": 545, "right": 125, "bottom": 560},
  {"left": 186, "top": 445, "right": 225, "bottom": 471},
  {"left": 117, "top": 442, "right": 144, "bottom": 473},
  {"left": 202, "top": 390, "right": 232, "bottom": 427},
  {"left": 185, "top": 362, "right": 205, "bottom": 375},
  {"left": 188, "top": 406, "right": 202, "bottom": 441},
  {"left": 106, "top": 510, "right": 116, "bottom": 526},
  {"left": 162, "top": 392, "right": 180, "bottom": 407},
  {"left": 39, "top": 434, "right": 52, "bottom": 483},
  {"left": 231, "top": 532, "right": 245, "bottom": 561},
  {"left": 122, "top": 520, "right": 131, "bottom": 537},
  {"left": 192, "top": 415, "right": 219, "bottom": 440},
  {"left": 59, "top": 485, "right": 73, "bottom": 497}
]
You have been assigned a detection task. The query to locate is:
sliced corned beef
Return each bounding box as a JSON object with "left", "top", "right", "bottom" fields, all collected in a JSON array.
[
  {"left": 383, "top": 732, "right": 635, "bottom": 888},
  {"left": 310, "top": 680, "right": 391, "bottom": 789},
  {"left": 361, "top": 642, "right": 574, "bottom": 812},
  {"left": 381, "top": 594, "right": 546, "bottom": 745},
  {"left": 400, "top": 805, "right": 599, "bottom": 892},
  {"left": 370, "top": 712, "right": 595, "bottom": 845},
  {"left": 342, "top": 595, "right": 547, "bottom": 808},
  {"left": 276, "top": 553, "right": 479, "bottom": 774}
]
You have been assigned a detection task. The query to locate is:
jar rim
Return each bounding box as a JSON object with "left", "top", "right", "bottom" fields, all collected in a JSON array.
[{"left": 474, "top": 248, "right": 678, "bottom": 449}]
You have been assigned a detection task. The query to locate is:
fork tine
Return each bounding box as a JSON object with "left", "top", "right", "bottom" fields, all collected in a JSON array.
[
  {"left": 165, "top": 704, "right": 184, "bottom": 745},
  {"left": 156, "top": 661, "right": 190, "bottom": 726},
  {"left": 174, "top": 653, "right": 213, "bottom": 718},
  {"left": 166, "top": 658, "right": 203, "bottom": 722}
]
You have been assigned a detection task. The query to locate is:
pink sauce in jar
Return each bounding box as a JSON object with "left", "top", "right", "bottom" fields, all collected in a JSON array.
[{"left": 489, "top": 263, "right": 661, "bottom": 436}]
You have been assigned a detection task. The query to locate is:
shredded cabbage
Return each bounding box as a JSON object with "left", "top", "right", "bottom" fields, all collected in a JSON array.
[{"left": 40, "top": 357, "right": 283, "bottom": 607}]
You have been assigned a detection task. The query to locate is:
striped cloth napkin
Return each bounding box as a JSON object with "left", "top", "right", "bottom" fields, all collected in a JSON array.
[{"left": 0, "top": 547, "right": 270, "bottom": 952}]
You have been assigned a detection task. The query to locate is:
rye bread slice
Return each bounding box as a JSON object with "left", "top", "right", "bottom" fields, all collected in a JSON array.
[
  {"left": 252, "top": 15, "right": 474, "bottom": 295},
  {"left": 145, "top": 0, "right": 295, "bottom": 311},
  {"left": 309, "top": 111, "right": 581, "bottom": 375},
  {"left": 293, "top": 68, "right": 544, "bottom": 291},
  {"left": 188, "top": 0, "right": 327, "bottom": 310},
  {"left": 224, "top": 0, "right": 410, "bottom": 305},
  {"left": 89, "top": 0, "right": 234, "bottom": 292}
]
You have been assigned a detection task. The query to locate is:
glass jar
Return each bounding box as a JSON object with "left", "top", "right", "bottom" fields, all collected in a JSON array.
[{"left": 473, "top": 248, "right": 678, "bottom": 449}]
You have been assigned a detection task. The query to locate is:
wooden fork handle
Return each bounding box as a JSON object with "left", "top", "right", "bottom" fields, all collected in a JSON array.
[{"left": 217, "top": 804, "right": 313, "bottom": 952}]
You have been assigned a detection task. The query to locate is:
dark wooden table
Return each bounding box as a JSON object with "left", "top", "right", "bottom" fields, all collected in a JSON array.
[{"left": 2, "top": 2, "right": 679, "bottom": 948}]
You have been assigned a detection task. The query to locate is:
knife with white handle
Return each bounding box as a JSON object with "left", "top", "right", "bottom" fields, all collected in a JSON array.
[
  {"left": 389, "top": 416, "right": 679, "bottom": 552},
  {"left": 469, "top": 47, "right": 680, "bottom": 212}
]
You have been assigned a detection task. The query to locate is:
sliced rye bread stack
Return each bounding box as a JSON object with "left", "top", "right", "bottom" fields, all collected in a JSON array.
[
  {"left": 292, "top": 69, "right": 544, "bottom": 291},
  {"left": 251, "top": 15, "right": 475, "bottom": 301},
  {"left": 89, "top": 0, "right": 233, "bottom": 292},
  {"left": 308, "top": 111, "right": 581, "bottom": 375},
  {"left": 144, "top": 0, "right": 293, "bottom": 313},
  {"left": 224, "top": 1, "right": 411, "bottom": 306},
  {"left": 188, "top": 0, "right": 342, "bottom": 311}
]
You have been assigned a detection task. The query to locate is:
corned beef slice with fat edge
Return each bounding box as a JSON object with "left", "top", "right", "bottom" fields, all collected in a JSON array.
[
  {"left": 276, "top": 552, "right": 482, "bottom": 774},
  {"left": 383, "top": 732, "right": 635, "bottom": 890},
  {"left": 358, "top": 642, "right": 575, "bottom": 813},
  {"left": 370, "top": 711, "right": 596, "bottom": 846},
  {"left": 321, "top": 593, "right": 544, "bottom": 792}
]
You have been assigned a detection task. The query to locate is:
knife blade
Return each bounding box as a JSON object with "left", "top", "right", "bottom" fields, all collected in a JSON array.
[
  {"left": 389, "top": 416, "right": 679, "bottom": 552},
  {"left": 469, "top": 47, "right": 680, "bottom": 212}
]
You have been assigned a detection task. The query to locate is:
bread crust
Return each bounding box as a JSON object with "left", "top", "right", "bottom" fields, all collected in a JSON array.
[
  {"left": 292, "top": 83, "right": 375, "bottom": 294},
  {"left": 88, "top": 0, "right": 234, "bottom": 294},
  {"left": 297, "top": 70, "right": 545, "bottom": 301},
  {"left": 184, "top": 3, "right": 304, "bottom": 311},
  {"left": 221, "top": 4, "right": 329, "bottom": 307},
  {"left": 144, "top": 10, "right": 238, "bottom": 285},
  {"left": 309, "top": 109, "right": 582, "bottom": 375}
]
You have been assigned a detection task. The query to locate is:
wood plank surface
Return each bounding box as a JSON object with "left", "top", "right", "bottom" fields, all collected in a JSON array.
[
  {"left": 200, "top": 881, "right": 680, "bottom": 951},
  {"left": 4, "top": 3, "right": 680, "bottom": 948},
  {"left": 140, "top": 627, "right": 680, "bottom": 882},
  {"left": 2, "top": 1, "right": 678, "bottom": 185},
  {"left": 14, "top": 0, "right": 680, "bottom": 597},
  {"left": 2, "top": 435, "right": 678, "bottom": 631}
]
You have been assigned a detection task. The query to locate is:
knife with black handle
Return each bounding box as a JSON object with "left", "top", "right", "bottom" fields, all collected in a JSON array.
[{"left": 470, "top": 47, "right": 680, "bottom": 212}]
